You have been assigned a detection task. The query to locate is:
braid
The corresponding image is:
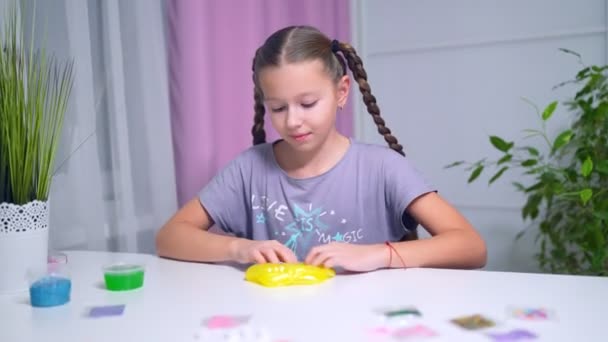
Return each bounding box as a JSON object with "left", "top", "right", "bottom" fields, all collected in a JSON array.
[
  {"left": 251, "top": 58, "right": 266, "bottom": 145},
  {"left": 335, "top": 41, "right": 416, "bottom": 241},
  {"left": 334, "top": 42, "right": 405, "bottom": 157}
]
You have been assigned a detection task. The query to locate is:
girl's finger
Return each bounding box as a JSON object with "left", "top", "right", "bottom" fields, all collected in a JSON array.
[
  {"left": 275, "top": 245, "right": 298, "bottom": 263},
  {"left": 251, "top": 250, "right": 266, "bottom": 264},
  {"left": 304, "top": 245, "right": 327, "bottom": 264},
  {"left": 309, "top": 250, "right": 333, "bottom": 267},
  {"left": 322, "top": 257, "right": 337, "bottom": 269},
  {"left": 260, "top": 248, "right": 280, "bottom": 264}
]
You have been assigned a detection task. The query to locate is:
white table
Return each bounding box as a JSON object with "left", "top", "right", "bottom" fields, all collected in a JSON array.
[{"left": 1, "top": 251, "right": 606, "bottom": 341}]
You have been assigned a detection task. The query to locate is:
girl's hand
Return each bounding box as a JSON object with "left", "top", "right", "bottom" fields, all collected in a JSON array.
[
  {"left": 230, "top": 239, "right": 298, "bottom": 264},
  {"left": 304, "top": 243, "right": 388, "bottom": 272}
]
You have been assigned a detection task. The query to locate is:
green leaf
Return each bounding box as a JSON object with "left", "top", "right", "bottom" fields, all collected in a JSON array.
[
  {"left": 539, "top": 221, "right": 550, "bottom": 234},
  {"left": 524, "top": 166, "right": 544, "bottom": 175},
  {"left": 595, "top": 102, "right": 608, "bottom": 119},
  {"left": 464, "top": 159, "right": 486, "bottom": 171},
  {"left": 580, "top": 188, "right": 593, "bottom": 205},
  {"left": 551, "top": 183, "right": 565, "bottom": 195},
  {"left": 557, "top": 191, "right": 582, "bottom": 197},
  {"left": 577, "top": 99, "right": 593, "bottom": 113},
  {"left": 576, "top": 66, "right": 591, "bottom": 80},
  {"left": 540, "top": 237, "right": 547, "bottom": 255},
  {"left": 468, "top": 165, "right": 484, "bottom": 183},
  {"left": 521, "top": 129, "right": 543, "bottom": 140},
  {"left": 489, "top": 136, "right": 513, "bottom": 152},
  {"left": 526, "top": 147, "right": 539, "bottom": 156},
  {"left": 542, "top": 101, "right": 558, "bottom": 120},
  {"left": 523, "top": 194, "right": 542, "bottom": 220},
  {"left": 576, "top": 74, "right": 601, "bottom": 99},
  {"left": 589, "top": 224, "right": 605, "bottom": 250},
  {"left": 591, "top": 250, "right": 606, "bottom": 272},
  {"left": 552, "top": 130, "right": 573, "bottom": 152},
  {"left": 581, "top": 157, "right": 593, "bottom": 177},
  {"left": 593, "top": 212, "right": 608, "bottom": 221},
  {"left": 489, "top": 166, "right": 509, "bottom": 184},
  {"left": 525, "top": 182, "right": 543, "bottom": 193},
  {"left": 565, "top": 169, "right": 579, "bottom": 182},
  {"left": 596, "top": 160, "right": 608, "bottom": 174},
  {"left": 558, "top": 48, "right": 581, "bottom": 58},
  {"left": 540, "top": 172, "right": 557, "bottom": 183},
  {"left": 521, "top": 159, "right": 538, "bottom": 167},
  {"left": 497, "top": 154, "right": 512, "bottom": 165},
  {"left": 512, "top": 182, "right": 526, "bottom": 192},
  {"left": 444, "top": 161, "right": 465, "bottom": 169}
]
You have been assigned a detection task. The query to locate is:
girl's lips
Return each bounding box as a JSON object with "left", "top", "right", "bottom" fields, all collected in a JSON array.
[{"left": 290, "top": 133, "right": 311, "bottom": 142}]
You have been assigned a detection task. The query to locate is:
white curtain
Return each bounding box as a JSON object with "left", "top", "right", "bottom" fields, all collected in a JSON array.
[{"left": 18, "top": 0, "right": 177, "bottom": 253}]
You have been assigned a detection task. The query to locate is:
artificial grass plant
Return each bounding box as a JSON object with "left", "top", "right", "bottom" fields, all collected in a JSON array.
[{"left": 0, "top": 1, "right": 74, "bottom": 205}]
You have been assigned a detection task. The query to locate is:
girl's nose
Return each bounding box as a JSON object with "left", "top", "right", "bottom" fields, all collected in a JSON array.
[{"left": 285, "top": 110, "right": 303, "bottom": 129}]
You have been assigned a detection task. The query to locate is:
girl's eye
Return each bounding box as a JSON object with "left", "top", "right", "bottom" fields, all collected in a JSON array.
[
  {"left": 270, "top": 106, "right": 286, "bottom": 113},
  {"left": 302, "top": 101, "right": 317, "bottom": 109}
]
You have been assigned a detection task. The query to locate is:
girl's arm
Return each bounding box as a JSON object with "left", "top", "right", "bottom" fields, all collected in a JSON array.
[
  {"left": 388, "top": 192, "right": 487, "bottom": 269},
  {"left": 156, "top": 198, "right": 242, "bottom": 262},
  {"left": 156, "top": 198, "right": 297, "bottom": 264},
  {"left": 305, "top": 192, "right": 486, "bottom": 271}
]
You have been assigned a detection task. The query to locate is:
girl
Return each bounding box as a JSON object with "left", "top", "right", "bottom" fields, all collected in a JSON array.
[{"left": 156, "top": 26, "right": 487, "bottom": 272}]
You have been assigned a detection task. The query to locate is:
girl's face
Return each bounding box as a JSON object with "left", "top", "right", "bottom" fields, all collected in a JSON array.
[{"left": 259, "top": 59, "right": 349, "bottom": 153}]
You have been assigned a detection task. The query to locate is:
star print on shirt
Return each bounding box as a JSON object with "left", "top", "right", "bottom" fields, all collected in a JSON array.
[
  {"left": 256, "top": 213, "right": 266, "bottom": 224},
  {"left": 284, "top": 203, "right": 329, "bottom": 255},
  {"left": 284, "top": 204, "right": 329, "bottom": 233},
  {"left": 333, "top": 232, "right": 344, "bottom": 242}
]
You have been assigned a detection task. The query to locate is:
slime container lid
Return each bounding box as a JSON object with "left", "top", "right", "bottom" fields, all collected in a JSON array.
[{"left": 102, "top": 263, "right": 144, "bottom": 274}]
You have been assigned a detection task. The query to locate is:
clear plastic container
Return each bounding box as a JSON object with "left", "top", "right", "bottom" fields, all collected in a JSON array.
[
  {"left": 47, "top": 251, "right": 68, "bottom": 265},
  {"left": 102, "top": 263, "right": 145, "bottom": 291}
]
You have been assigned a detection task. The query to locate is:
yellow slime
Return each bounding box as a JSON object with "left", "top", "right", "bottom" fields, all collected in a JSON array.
[{"left": 245, "top": 263, "right": 335, "bottom": 287}]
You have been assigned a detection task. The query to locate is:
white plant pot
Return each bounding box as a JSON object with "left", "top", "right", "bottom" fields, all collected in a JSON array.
[{"left": 0, "top": 200, "right": 49, "bottom": 294}]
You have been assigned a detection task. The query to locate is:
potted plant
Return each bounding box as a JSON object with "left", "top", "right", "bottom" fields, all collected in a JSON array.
[
  {"left": 0, "top": 2, "right": 74, "bottom": 293},
  {"left": 446, "top": 49, "right": 608, "bottom": 276}
]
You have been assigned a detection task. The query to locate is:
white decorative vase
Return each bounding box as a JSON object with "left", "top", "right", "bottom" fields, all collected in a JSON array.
[{"left": 0, "top": 200, "right": 49, "bottom": 294}]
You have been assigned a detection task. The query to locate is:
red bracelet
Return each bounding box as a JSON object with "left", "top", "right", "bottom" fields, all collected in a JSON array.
[{"left": 385, "top": 241, "right": 407, "bottom": 269}]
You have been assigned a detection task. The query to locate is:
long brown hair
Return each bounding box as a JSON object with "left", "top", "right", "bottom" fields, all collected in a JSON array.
[{"left": 251, "top": 25, "right": 405, "bottom": 157}]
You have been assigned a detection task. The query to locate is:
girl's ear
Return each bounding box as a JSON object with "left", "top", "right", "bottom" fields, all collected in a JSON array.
[{"left": 336, "top": 75, "right": 350, "bottom": 108}]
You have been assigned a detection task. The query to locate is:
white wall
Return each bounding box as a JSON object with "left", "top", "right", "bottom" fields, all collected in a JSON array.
[{"left": 352, "top": 0, "right": 607, "bottom": 272}]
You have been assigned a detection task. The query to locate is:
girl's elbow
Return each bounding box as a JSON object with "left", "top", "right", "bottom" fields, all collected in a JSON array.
[
  {"left": 459, "top": 228, "right": 487, "bottom": 269},
  {"left": 155, "top": 226, "right": 170, "bottom": 257},
  {"left": 476, "top": 246, "right": 488, "bottom": 269},
  {"left": 472, "top": 235, "right": 488, "bottom": 269}
]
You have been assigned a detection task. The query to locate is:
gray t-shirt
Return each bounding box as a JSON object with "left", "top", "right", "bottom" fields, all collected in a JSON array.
[{"left": 199, "top": 139, "right": 435, "bottom": 261}]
